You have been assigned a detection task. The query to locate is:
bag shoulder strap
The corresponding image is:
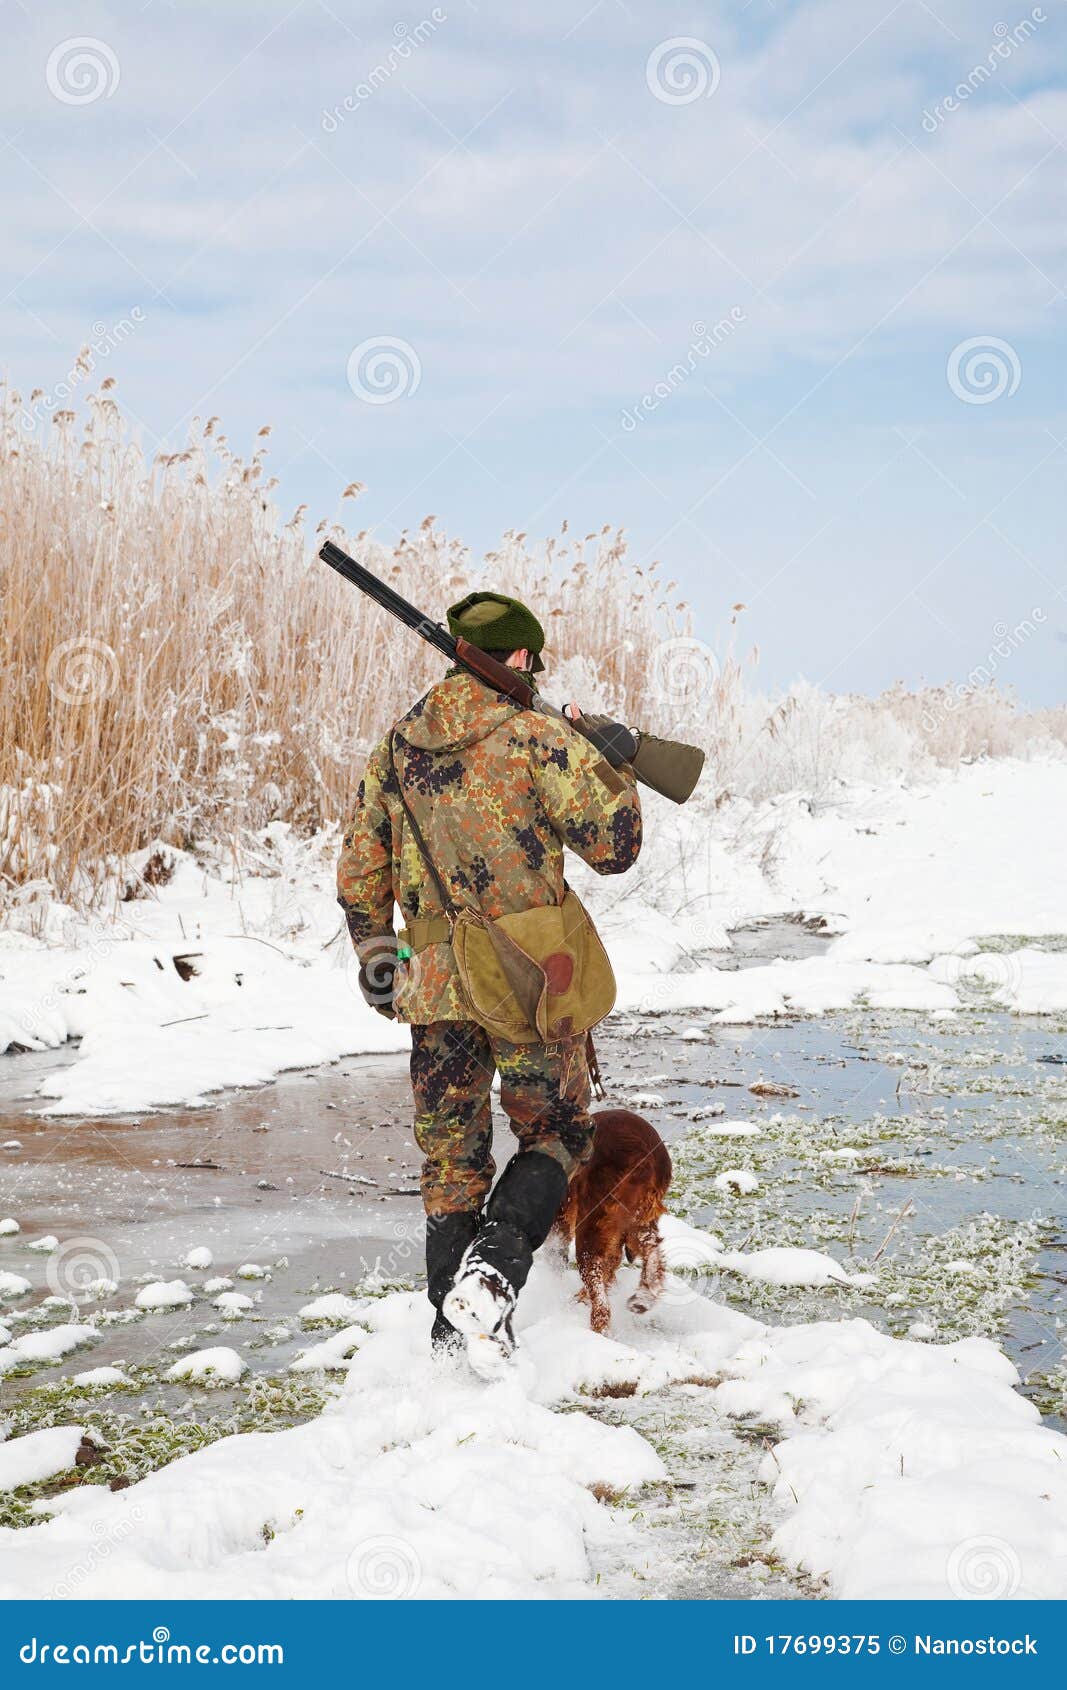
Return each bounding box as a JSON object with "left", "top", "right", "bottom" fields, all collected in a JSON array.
[{"left": 387, "top": 732, "right": 460, "bottom": 919}]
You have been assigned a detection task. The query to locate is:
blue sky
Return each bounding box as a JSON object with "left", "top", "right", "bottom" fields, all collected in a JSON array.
[{"left": 3, "top": 0, "right": 1064, "bottom": 701}]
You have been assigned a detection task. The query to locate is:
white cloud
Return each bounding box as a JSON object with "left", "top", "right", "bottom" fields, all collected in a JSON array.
[{"left": 3, "top": 0, "right": 1063, "bottom": 697}]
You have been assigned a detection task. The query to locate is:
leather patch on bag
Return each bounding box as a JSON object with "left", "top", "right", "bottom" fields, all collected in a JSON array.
[
  {"left": 592, "top": 757, "right": 626, "bottom": 795},
  {"left": 542, "top": 949, "right": 575, "bottom": 995}
]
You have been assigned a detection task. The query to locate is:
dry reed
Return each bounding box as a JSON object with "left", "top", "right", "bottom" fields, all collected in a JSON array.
[
  {"left": 0, "top": 375, "right": 692, "bottom": 913},
  {"left": 3, "top": 374, "right": 1063, "bottom": 919}
]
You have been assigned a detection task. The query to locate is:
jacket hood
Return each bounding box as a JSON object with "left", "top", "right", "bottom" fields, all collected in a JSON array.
[{"left": 396, "top": 671, "right": 522, "bottom": 752}]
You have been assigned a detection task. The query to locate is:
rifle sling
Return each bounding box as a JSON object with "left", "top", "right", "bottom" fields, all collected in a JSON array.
[
  {"left": 387, "top": 732, "right": 459, "bottom": 924},
  {"left": 387, "top": 732, "right": 547, "bottom": 1037}
]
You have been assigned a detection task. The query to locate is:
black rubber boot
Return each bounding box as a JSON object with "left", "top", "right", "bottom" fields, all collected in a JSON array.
[
  {"left": 425, "top": 1210, "right": 480, "bottom": 1353},
  {"left": 470, "top": 1150, "right": 569, "bottom": 1296}
]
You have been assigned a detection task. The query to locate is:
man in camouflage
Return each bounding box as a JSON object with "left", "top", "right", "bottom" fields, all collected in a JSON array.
[{"left": 337, "top": 589, "right": 641, "bottom": 1375}]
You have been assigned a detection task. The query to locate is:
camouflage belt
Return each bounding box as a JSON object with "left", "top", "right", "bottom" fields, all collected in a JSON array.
[{"left": 398, "top": 915, "right": 453, "bottom": 952}]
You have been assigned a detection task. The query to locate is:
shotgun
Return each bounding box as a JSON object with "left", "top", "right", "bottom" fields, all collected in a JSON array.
[{"left": 318, "top": 539, "right": 705, "bottom": 805}]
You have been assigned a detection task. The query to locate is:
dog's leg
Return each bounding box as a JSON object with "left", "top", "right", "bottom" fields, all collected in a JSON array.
[
  {"left": 576, "top": 1219, "right": 623, "bottom": 1335},
  {"left": 579, "top": 1258, "right": 610, "bottom": 1332},
  {"left": 626, "top": 1223, "right": 666, "bottom": 1315}
]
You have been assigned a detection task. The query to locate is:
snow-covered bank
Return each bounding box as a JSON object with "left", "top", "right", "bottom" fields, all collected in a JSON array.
[
  {"left": 0, "top": 836, "right": 409, "bottom": 1115},
  {"left": 1, "top": 759, "right": 1066, "bottom": 1116},
  {"left": 1, "top": 1250, "right": 1063, "bottom": 1600}
]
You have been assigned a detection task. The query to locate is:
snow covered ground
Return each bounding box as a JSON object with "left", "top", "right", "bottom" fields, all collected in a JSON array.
[
  {"left": 1, "top": 757, "right": 1065, "bottom": 1117},
  {"left": 1, "top": 1238, "right": 1063, "bottom": 1600},
  {"left": 0, "top": 754, "right": 1064, "bottom": 1601}
]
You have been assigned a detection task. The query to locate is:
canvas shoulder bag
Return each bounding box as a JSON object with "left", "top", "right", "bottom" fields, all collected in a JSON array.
[{"left": 388, "top": 733, "right": 616, "bottom": 1044}]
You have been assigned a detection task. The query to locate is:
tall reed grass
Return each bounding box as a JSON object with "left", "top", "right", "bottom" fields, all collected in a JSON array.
[
  {"left": 2, "top": 375, "right": 1063, "bottom": 918},
  {"left": 0, "top": 376, "right": 695, "bottom": 913}
]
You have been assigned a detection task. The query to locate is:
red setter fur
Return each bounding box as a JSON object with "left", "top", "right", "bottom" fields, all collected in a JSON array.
[{"left": 551, "top": 1108, "right": 672, "bottom": 1334}]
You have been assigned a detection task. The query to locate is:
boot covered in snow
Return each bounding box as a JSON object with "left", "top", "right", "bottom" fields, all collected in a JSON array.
[
  {"left": 425, "top": 1209, "right": 480, "bottom": 1356},
  {"left": 442, "top": 1151, "right": 567, "bottom": 1378},
  {"left": 430, "top": 1309, "right": 465, "bottom": 1356}
]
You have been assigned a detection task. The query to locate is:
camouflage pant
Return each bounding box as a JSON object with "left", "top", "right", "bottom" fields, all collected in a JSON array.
[{"left": 410, "top": 1021, "right": 595, "bottom": 1218}]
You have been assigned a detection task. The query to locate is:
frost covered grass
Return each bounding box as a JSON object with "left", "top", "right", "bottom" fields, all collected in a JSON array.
[
  {"left": 0, "top": 1370, "right": 328, "bottom": 1530},
  {"left": 3, "top": 379, "right": 1065, "bottom": 923},
  {"left": 662, "top": 1011, "right": 1064, "bottom": 1352}
]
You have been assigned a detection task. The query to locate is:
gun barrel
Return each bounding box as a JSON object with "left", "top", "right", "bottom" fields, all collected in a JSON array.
[
  {"left": 319, "top": 540, "right": 456, "bottom": 661},
  {"left": 317, "top": 539, "right": 705, "bottom": 804}
]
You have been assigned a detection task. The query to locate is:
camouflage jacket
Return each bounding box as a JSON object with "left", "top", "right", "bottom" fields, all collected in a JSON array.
[{"left": 337, "top": 672, "right": 642, "bottom": 1023}]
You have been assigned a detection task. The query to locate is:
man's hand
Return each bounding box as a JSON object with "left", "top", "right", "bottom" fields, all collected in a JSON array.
[
  {"left": 566, "top": 707, "right": 638, "bottom": 770},
  {"left": 357, "top": 935, "right": 399, "bottom": 1019}
]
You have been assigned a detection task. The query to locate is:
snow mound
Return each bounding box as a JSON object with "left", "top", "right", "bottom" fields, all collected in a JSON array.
[
  {"left": 0, "top": 1261, "right": 1062, "bottom": 1600},
  {"left": 214, "top": 1292, "right": 255, "bottom": 1317},
  {"left": 0, "top": 1286, "right": 663, "bottom": 1599},
  {"left": 135, "top": 1280, "right": 193, "bottom": 1310},
  {"left": 167, "top": 1348, "right": 246, "bottom": 1386},
  {"left": 0, "top": 1428, "right": 86, "bottom": 1492},
  {"left": 299, "top": 1293, "right": 367, "bottom": 1326},
  {"left": 738, "top": 1320, "right": 1067, "bottom": 1598},
  {"left": 658, "top": 1221, "right": 865, "bottom": 1291},
  {"left": 714, "top": 1169, "right": 760, "bottom": 1195},
  {"left": 18, "top": 930, "right": 409, "bottom": 1116},
  {"left": 0, "top": 1324, "right": 98, "bottom": 1376},
  {"left": 290, "top": 1325, "right": 368, "bottom": 1373},
  {"left": 719, "top": 1247, "right": 872, "bottom": 1289},
  {"left": 73, "top": 1367, "right": 129, "bottom": 1387}
]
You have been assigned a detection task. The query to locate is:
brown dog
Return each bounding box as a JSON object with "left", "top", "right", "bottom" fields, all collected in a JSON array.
[{"left": 551, "top": 1108, "right": 672, "bottom": 1334}]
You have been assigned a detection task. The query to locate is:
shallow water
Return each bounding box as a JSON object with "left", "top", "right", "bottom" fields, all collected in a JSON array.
[
  {"left": 0, "top": 1052, "right": 426, "bottom": 1393},
  {"left": 2, "top": 982, "right": 1064, "bottom": 1405},
  {"left": 621, "top": 1008, "right": 1066, "bottom": 1425}
]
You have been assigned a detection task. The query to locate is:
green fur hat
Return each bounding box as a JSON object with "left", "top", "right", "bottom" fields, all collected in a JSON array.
[{"left": 447, "top": 591, "right": 546, "bottom": 674}]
